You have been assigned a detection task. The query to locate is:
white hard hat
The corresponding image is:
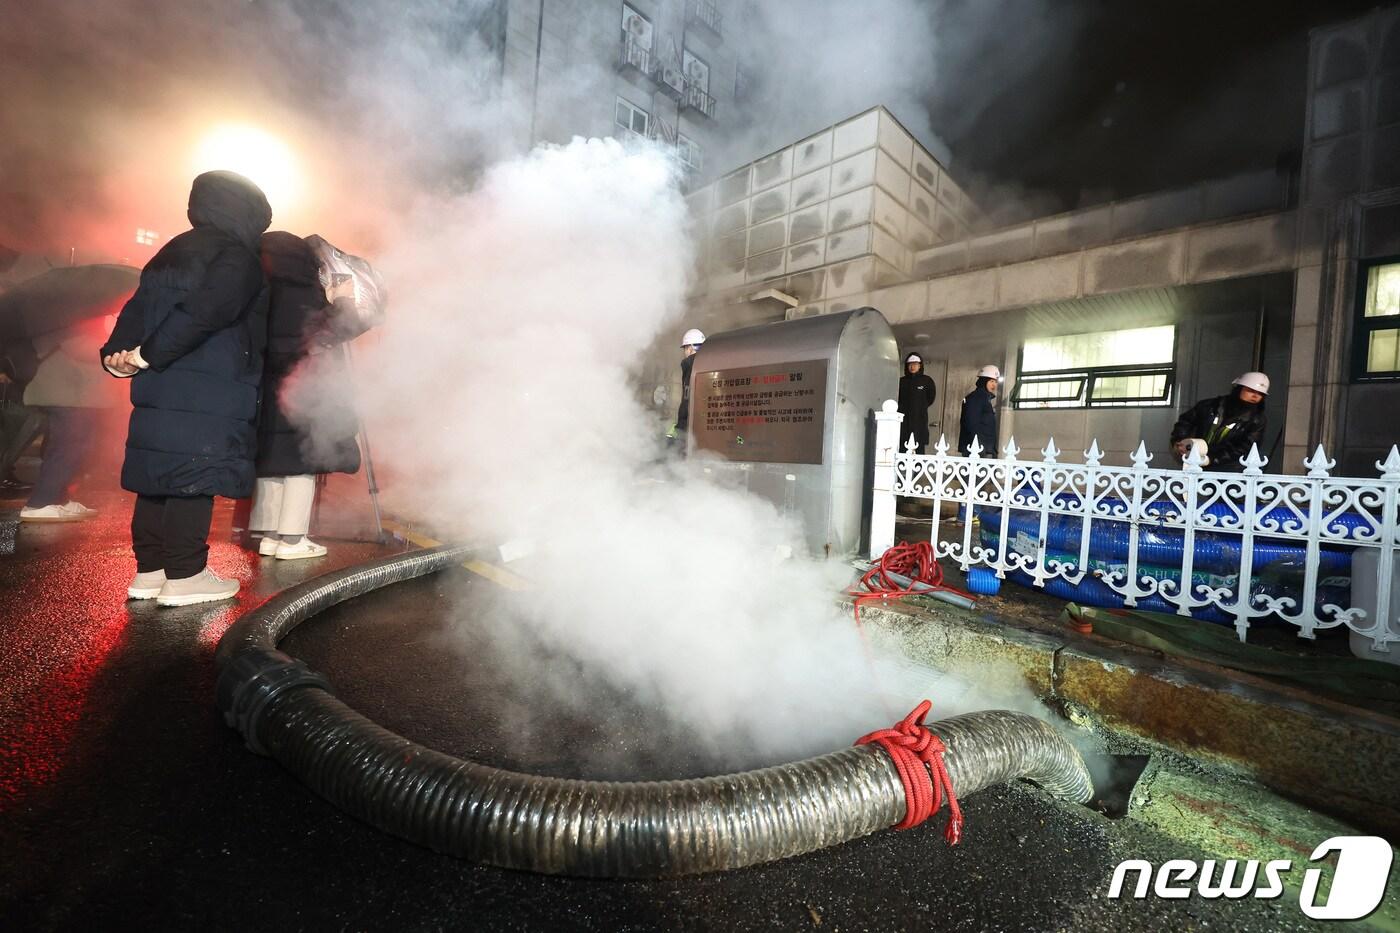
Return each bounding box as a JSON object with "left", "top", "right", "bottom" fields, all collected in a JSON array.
[
  {"left": 681, "top": 328, "right": 706, "bottom": 347},
  {"left": 1232, "top": 371, "right": 1269, "bottom": 394},
  {"left": 977, "top": 364, "right": 1002, "bottom": 381}
]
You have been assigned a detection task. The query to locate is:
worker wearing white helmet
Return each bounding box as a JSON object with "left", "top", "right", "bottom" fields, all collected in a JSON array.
[
  {"left": 897, "top": 351, "right": 938, "bottom": 454},
  {"left": 1170, "top": 371, "right": 1269, "bottom": 471},
  {"left": 958, "top": 364, "right": 1002, "bottom": 456},
  {"left": 671, "top": 328, "right": 706, "bottom": 448}
]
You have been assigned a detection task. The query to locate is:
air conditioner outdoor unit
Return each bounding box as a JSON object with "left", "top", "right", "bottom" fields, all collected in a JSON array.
[{"left": 660, "top": 65, "right": 684, "bottom": 93}]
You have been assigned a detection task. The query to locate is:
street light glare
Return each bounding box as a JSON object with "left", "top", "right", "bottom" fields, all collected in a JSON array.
[{"left": 191, "top": 124, "right": 300, "bottom": 214}]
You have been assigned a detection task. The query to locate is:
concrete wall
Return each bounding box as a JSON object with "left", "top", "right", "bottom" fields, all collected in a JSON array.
[
  {"left": 888, "top": 276, "right": 1294, "bottom": 469},
  {"left": 688, "top": 106, "right": 978, "bottom": 298},
  {"left": 504, "top": 0, "right": 739, "bottom": 179},
  {"left": 796, "top": 211, "right": 1298, "bottom": 326},
  {"left": 912, "top": 170, "right": 1290, "bottom": 281},
  {"left": 1287, "top": 8, "right": 1400, "bottom": 475}
]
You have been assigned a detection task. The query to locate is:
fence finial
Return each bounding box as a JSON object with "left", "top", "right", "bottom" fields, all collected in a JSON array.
[
  {"left": 1380, "top": 445, "right": 1400, "bottom": 480},
  {"left": 903, "top": 433, "right": 920, "bottom": 454},
  {"left": 968, "top": 435, "right": 984, "bottom": 459},
  {"left": 1305, "top": 444, "right": 1335, "bottom": 478},
  {"left": 1242, "top": 443, "right": 1267, "bottom": 476},
  {"left": 1131, "top": 441, "right": 1153, "bottom": 469},
  {"left": 1084, "top": 439, "right": 1103, "bottom": 466},
  {"left": 934, "top": 434, "right": 949, "bottom": 456},
  {"left": 1004, "top": 436, "right": 1020, "bottom": 461},
  {"left": 1183, "top": 443, "right": 1204, "bottom": 473},
  {"left": 1041, "top": 437, "right": 1060, "bottom": 464}
]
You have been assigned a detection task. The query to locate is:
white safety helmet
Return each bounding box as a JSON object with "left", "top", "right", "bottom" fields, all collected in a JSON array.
[
  {"left": 1232, "top": 371, "right": 1270, "bottom": 395},
  {"left": 977, "top": 364, "right": 1002, "bottom": 382},
  {"left": 681, "top": 328, "right": 706, "bottom": 348}
]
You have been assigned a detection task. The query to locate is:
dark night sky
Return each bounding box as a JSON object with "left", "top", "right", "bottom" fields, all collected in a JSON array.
[
  {"left": 929, "top": 0, "right": 1385, "bottom": 214},
  {"left": 0, "top": 0, "right": 1392, "bottom": 255}
]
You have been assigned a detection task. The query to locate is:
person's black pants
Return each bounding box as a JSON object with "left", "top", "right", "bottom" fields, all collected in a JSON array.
[
  {"left": 131, "top": 494, "right": 215, "bottom": 580},
  {"left": 899, "top": 422, "right": 930, "bottom": 456}
]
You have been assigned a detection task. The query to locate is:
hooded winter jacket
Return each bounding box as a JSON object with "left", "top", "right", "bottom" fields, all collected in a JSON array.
[
  {"left": 255, "top": 231, "right": 361, "bottom": 477},
  {"left": 101, "top": 171, "right": 271, "bottom": 497},
  {"left": 958, "top": 383, "right": 998, "bottom": 457},
  {"left": 1170, "top": 390, "right": 1267, "bottom": 472}
]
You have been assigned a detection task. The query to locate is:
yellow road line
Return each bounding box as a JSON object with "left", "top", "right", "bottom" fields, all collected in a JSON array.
[{"left": 380, "top": 520, "right": 528, "bottom": 591}]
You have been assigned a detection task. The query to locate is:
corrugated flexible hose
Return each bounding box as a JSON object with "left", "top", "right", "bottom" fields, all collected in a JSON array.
[{"left": 215, "top": 545, "right": 1094, "bottom": 877}]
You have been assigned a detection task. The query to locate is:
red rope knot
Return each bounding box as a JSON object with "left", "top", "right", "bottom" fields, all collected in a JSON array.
[{"left": 856, "top": 699, "right": 964, "bottom": 844}]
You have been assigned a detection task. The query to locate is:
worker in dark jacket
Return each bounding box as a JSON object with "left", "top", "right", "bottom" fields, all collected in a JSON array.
[
  {"left": 101, "top": 170, "right": 271, "bottom": 606},
  {"left": 897, "top": 351, "right": 937, "bottom": 454},
  {"left": 248, "top": 231, "right": 362, "bottom": 561},
  {"left": 670, "top": 327, "right": 705, "bottom": 451},
  {"left": 1170, "top": 372, "right": 1269, "bottom": 472},
  {"left": 958, "top": 364, "right": 1001, "bottom": 457}
]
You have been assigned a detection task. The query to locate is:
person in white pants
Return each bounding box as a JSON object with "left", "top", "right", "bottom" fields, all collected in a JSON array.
[
  {"left": 250, "top": 232, "right": 367, "bottom": 561},
  {"left": 250, "top": 474, "right": 322, "bottom": 559}
]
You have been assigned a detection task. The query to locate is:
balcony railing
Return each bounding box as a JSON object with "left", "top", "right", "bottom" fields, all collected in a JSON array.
[
  {"left": 681, "top": 80, "right": 716, "bottom": 119},
  {"left": 618, "top": 32, "right": 655, "bottom": 77},
  {"left": 687, "top": 0, "right": 723, "bottom": 36}
]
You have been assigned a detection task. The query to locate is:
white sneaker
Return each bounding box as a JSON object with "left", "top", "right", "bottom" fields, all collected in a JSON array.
[
  {"left": 258, "top": 535, "right": 281, "bottom": 556},
  {"left": 128, "top": 569, "right": 167, "bottom": 599},
  {"left": 20, "top": 501, "right": 95, "bottom": 522},
  {"left": 275, "top": 538, "right": 328, "bottom": 561},
  {"left": 156, "top": 568, "right": 240, "bottom": 606}
]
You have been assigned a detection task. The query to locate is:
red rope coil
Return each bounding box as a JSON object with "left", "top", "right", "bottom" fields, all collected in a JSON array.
[
  {"left": 856, "top": 699, "right": 964, "bottom": 843},
  {"left": 848, "top": 541, "right": 974, "bottom": 622}
]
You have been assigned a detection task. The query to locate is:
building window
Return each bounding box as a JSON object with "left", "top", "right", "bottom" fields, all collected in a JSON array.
[
  {"left": 677, "top": 134, "right": 703, "bottom": 173},
  {"left": 1013, "top": 324, "right": 1177, "bottom": 409},
  {"left": 615, "top": 96, "right": 650, "bottom": 138},
  {"left": 1355, "top": 259, "right": 1400, "bottom": 380}
]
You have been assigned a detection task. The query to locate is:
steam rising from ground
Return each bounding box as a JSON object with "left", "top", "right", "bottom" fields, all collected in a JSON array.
[{"left": 302, "top": 137, "right": 1044, "bottom": 764}]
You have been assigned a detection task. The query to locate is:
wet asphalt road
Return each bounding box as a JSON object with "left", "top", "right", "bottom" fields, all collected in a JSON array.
[{"left": 0, "top": 491, "right": 1321, "bottom": 931}]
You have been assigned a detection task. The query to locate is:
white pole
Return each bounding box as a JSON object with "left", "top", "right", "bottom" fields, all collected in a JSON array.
[{"left": 870, "top": 399, "right": 903, "bottom": 559}]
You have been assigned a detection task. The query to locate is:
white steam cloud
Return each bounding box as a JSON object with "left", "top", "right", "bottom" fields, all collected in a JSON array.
[{"left": 288, "top": 136, "right": 1048, "bottom": 766}]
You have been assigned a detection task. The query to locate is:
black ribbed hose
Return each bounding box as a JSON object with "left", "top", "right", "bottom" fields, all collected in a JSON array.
[{"left": 215, "top": 545, "right": 1094, "bottom": 877}]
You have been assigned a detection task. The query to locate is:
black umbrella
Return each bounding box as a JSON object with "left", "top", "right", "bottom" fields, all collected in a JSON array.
[{"left": 0, "top": 264, "right": 139, "bottom": 339}]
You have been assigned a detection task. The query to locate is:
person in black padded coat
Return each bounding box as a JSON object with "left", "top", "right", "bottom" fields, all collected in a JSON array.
[
  {"left": 101, "top": 170, "right": 271, "bottom": 607},
  {"left": 248, "top": 231, "right": 362, "bottom": 560}
]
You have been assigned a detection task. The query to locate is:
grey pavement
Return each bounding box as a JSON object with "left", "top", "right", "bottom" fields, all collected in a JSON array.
[{"left": 0, "top": 488, "right": 1326, "bottom": 931}]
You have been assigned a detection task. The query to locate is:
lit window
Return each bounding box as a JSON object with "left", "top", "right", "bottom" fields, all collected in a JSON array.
[
  {"left": 614, "top": 96, "right": 650, "bottom": 138},
  {"left": 135, "top": 228, "right": 159, "bottom": 246},
  {"left": 1356, "top": 260, "right": 1400, "bottom": 379},
  {"left": 1014, "top": 325, "right": 1176, "bottom": 409}
]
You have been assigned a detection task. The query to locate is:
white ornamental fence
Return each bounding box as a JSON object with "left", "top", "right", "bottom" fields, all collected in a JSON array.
[{"left": 869, "top": 400, "right": 1400, "bottom": 651}]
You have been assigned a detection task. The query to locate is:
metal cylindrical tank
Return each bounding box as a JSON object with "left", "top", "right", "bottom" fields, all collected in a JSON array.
[{"left": 687, "top": 308, "right": 899, "bottom": 557}]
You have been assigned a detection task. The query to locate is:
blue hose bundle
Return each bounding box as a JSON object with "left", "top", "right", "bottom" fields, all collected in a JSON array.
[
  {"left": 973, "top": 497, "right": 1356, "bottom": 625},
  {"left": 975, "top": 506, "right": 1353, "bottom": 576}
]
